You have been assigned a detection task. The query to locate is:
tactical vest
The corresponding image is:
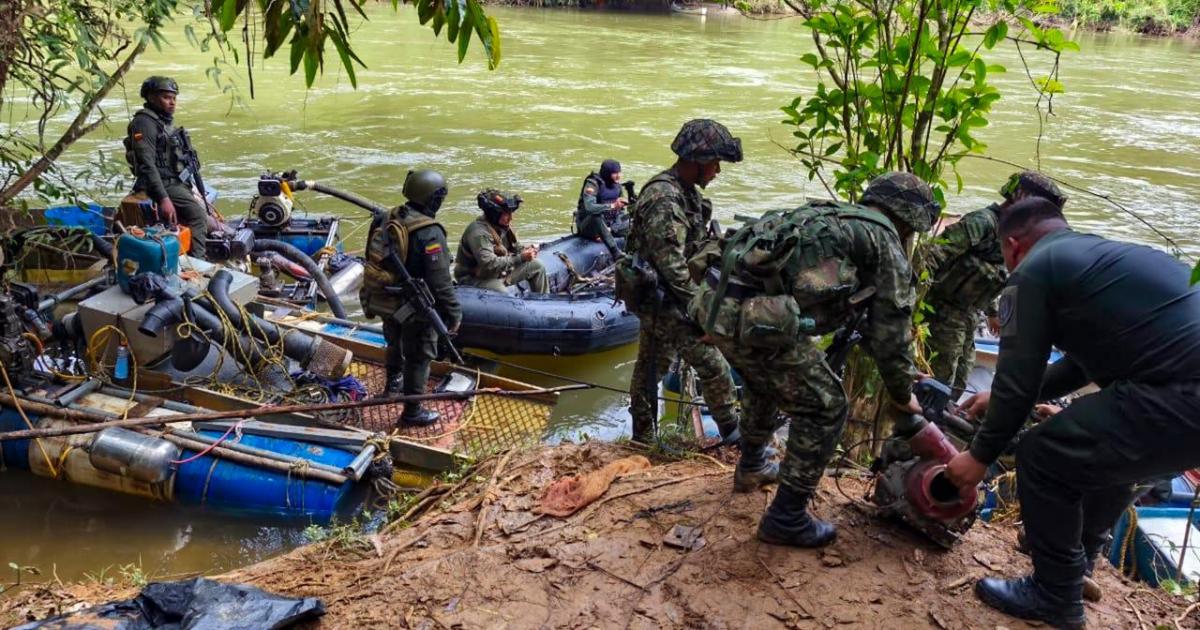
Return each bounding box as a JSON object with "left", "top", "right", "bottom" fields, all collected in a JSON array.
[
  {"left": 123, "top": 109, "right": 185, "bottom": 182},
  {"left": 361, "top": 207, "right": 441, "bottom": 315},
  {"left": 627, "top": 171, "right": 710, "bottom": 261},
  {"left": 454, "top": 216, "right": 519, "bottom": 280},
  {"left": 703, "top": 200, "right": 897, "bottom": 336},
  {"left": 928, "top": 206, "right": 1007, "bottom": 311}
]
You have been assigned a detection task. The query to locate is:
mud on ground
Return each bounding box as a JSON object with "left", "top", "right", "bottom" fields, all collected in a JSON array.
[{"left": 3, "top": 443, "right": 1194, "bottom": 628}]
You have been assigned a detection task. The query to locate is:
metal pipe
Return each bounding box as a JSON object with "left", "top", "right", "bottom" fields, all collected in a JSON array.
[
  {"left": 55, "top": 379, "right": 102, "bottom": 407},
  {"left": 38, "top": 275, "right": 108, "bottom": 312},
  {"left": 343, "top": 444, "right": 376, "bottom": 481},
  {"left": 158, "top": 433, "right": 349, "bottom": 485},
  {"left": 164, "top": 428, "right": 347, "bottom": 477},
  {"left": 252, "top": 300, "right": 384, "bottom": 335},
  {"left": 98, "top": 386, "right": 202, "bottom": 414}
]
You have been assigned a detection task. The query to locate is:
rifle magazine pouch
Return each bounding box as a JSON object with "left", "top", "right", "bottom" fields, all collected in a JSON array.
[
  {"left": 688, "top": 284, "right": 740, "bottom": 340},
  {"left": 791, "top": 257, "right": 858, "bottom": 335},
  {"left": 614, "top": 254, "right": 658, "bottom": 314},
  {"left": 737, "top": 294, "right": 801, "bottom": 347},
  {"left": 686, "top": 241, "right": 722, "bottom": 285},
  {"left": 391, "top": 303, "right": 418, "bottom": 325}
]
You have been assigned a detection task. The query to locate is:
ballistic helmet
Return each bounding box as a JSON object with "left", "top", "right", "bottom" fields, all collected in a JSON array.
[
  {"left": 1000, "top": 171, "right": 1067, "bottom": 208},
  {"left": 478, "top": 189, "right": 522, "bottom": 224},
  {"left": 860, "top": 172, "right": 941, "bottom": 234},
  {"left": 671, "top": 119, "right": 744, "bottom": 163},
  {"left": 140, "top": 76, "right": 179, "bottom": 100},
  {"left": 403, "top": 169, "right": 449, "bottom": 216}
]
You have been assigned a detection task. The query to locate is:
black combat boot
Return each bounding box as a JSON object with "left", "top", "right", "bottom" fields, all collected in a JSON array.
[
  {"left": 975, "top": 575, "right": 1086, "bottom": 629},
  {"left": 375, "top": 371, "right": 403, "bottom": 399},
  {"left": 1082, "top": 554, "right": 1102, "bottom": 603},
  {"left": 756, "top": 484, "right": 837, "bottom": 547},
  {"left": 399, "top": 403, "right": 440, "bottom": 427},
  {"left": 733, "top": 438, "right": 779, "bottom": 492}
]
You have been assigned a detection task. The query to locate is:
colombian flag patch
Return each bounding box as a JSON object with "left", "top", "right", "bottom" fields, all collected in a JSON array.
[{"left": 425, "top": 243, "right": 443, "bottom": 255}]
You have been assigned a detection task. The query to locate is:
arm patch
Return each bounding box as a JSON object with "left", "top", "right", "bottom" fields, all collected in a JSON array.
[{"left": 998, "top": 284, "right": 1018, "bottom": 337}]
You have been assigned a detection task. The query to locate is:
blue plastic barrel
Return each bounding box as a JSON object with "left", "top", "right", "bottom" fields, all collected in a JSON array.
[
  {"left": 173, "top": 431, "right": 359, "bottom": 521},
  {"left": 0, "top": 408, "right": 35, "bottom": 470},
  {"left": 44, "top": 203, "right": 112, "bottom": 236},
  {"left": 115, "top": 228, "right": 180, "bottom": 293}
]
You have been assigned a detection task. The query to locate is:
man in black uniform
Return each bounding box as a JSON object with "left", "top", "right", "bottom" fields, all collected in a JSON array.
[
  {"left": 575, "top": 159, "right": 631, "bottom": 256},
  {"left": 945, "top": 197, "right": 1200, "bottom": 628},
  {"left": 124, "top": 76, "right": 209, "bottom": 258},
  {"left": 360, "top": 170, "right": 462, "bottom": 427}
]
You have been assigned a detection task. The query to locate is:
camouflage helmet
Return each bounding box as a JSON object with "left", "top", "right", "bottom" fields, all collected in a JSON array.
[
  {"left": 402, "top": 169, "right": 449, "bottom": 216},
  {"left": 860, "top": 172, "right": 941, "bottom": 234},
  {"left": 1000, "top": 171, "right": 1067, "bottom": 208},
  {"left": 139, "top": 76, "right": 179, "bottom": 100},
  {"left": 477, "top": 189, "right": 523, "bottom": 224},
  {"left": 670, "top": 119, "right": 744, "bottom": 163}
]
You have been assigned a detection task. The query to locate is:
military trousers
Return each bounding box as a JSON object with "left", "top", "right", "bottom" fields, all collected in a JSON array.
[
  {"left": 713, "top": 335, "right": 849, "bottom": 495},
  {"left": 1016, "top": 380, "right": 1200, "bottom": 597},
  {"left": 164, "top": 180, "right": 208, "bottom": 259},
  {"left": 577, "top": 214, "right": 622, "bottom": 256},
  {"left": 629, "top": 307, "right": 737, "bottom": 443},
  {"left": 460, "top": 260, "right": 549, "bottom": 294},
  {"left": 925, "top": 305, "right": 978, "bottom": 393},
  {"left": 381, "top": 317, "right": 438, "bottom": 396}
]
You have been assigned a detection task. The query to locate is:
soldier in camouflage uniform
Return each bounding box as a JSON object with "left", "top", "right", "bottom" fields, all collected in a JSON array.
[
  {"left": 625, "top": 119, "right": 743, "bottom": 444},
  {"left": 689, "top": 172, "right": 939, "bottom": 548},
  {"left": 361, "top": 170, "right": 461, "bottom": 427},
  {"left": 453, "top": 190, "right": 549, "bottom": 294},
  {"left": 925, "top": 171, "right": 1066, "bottom": 392},
  {"left": 124, "top": 76, "right": 209, "bottom": 258}
]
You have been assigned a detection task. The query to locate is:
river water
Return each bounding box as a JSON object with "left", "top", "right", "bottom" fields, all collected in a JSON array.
[{"left": 2, "top": 6, "right": 1199, "bottom": 583}]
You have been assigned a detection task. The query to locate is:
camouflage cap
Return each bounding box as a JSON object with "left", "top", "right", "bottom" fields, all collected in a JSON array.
[
  {"left": 1000, "top": 171, "right": 1067, "bottom": 208},
  {"left": 860, "top": 172, "right": 941, "bottom": 234},
  {"left": 671, "top": 119, "right": 744, "bottom": 163}
]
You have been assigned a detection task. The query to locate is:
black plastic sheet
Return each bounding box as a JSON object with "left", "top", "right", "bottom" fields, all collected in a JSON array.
[{"left": 15, "top": 577, "right": 325, "bottom": 630}]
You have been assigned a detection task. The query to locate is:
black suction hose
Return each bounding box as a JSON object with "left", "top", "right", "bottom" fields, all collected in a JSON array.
[
  {"left": 294, "top": 180, "right": 389, "bottom": 216},
  {"left": 139, "top": 293, "right": 273, "bottom": 372},
  {"left": 206, "top": 269, "right": 316, "bottom": 363},
  {"left": 251, "top": 238, "right": 349, "bottom": 319},
  {"left": 89, "top": 233, "right": 114, "bottom": 259}
]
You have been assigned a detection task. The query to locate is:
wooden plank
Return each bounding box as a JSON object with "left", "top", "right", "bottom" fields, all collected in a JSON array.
[{"left": 192, "top": 419, "right": 371, "bottom": 446}]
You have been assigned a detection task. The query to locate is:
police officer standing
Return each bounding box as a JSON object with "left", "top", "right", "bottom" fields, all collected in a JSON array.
[
  {"left": 691, "top": 172, "right": 937, "bottom": 547},
  {"left": 361, "top": 170, "right": 461, "bottom": 427},
  {"left": 945, "top": 198, "right": 1200, "bottom": 628},
  {"left": 124, "top": 76, "right": 208, "bottom": 258},
  {"left": 576, "top": 159, "right": 631, "bottom": 256},
  {"left": 625, "top": 119, "right": 742, "bottom": 444},
  {"left": 924, "top": 171, "right": 1066, "bottom": 392},
  {"left": 453, "top": 190, "right": 550, "bottom": 294}
]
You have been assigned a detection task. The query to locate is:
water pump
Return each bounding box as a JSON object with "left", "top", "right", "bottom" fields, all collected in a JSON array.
[
  {"left": 870, "top": 378, "right": 980, "bottom": 548},
  {"left": 250, "top": 172, "right": 295, "bottom": 228}
]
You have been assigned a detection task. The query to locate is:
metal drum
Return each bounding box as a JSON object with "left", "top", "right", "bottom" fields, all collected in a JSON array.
[{"left": 89, "top": 427, "right": 180, "bottom": 484}]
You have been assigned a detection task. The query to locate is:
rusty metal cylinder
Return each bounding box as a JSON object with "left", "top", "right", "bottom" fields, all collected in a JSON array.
[{"left": 89, "top": 427, "right": 180, "bottom": 484}]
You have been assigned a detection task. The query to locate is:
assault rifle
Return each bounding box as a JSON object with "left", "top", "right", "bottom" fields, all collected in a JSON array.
[
  {"left": 823, "top": 286, "right": 877, "bottom": 375},
  {"left": 173, "top": 128, "right": 209, "bottom": 205},
  {"left": 381, "top": 213, "right": 464, "bottom": 365},
  {"left": 622, "top": 180, "right": 638, "bottom": 204}
]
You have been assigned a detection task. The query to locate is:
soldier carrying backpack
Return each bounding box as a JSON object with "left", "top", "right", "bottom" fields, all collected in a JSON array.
[{"left": 688, "top": 172, "right": 940, "bottom": 548}]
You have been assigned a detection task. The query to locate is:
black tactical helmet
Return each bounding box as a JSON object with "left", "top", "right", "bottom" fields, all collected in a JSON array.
[
  {"left": 478, "top": 189, "right": 522, "bottom": 224},
  {"left": 671, "top": 119, "right": 744, "bottom": 163},
  {"left": 140, "top": 76, "right": 179, "bottom": 100},
  {"left": 860, "top": 172, "right": 941, "bottom": 234},
  {"left": 1000, "top": 170, "right": 1067, "bottom": 208},
  {"left": 403, "top": 169, "right": 449, "bottom": 216}
]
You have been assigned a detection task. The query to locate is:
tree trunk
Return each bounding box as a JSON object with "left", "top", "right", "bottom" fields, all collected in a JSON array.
[
  {"left": 0, "top": 37, "right": 147, "bottom": 207},
  {"left": 0, "top": 0, "right": 30, "bottom": 114}
]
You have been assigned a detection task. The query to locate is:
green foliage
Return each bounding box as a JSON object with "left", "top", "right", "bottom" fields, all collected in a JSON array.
[
  {"left": 209, "top": 0, "right": 502, "bottom": 89},
  {"left": 781, "top": 0, "right": 1078, "bottom": 201},
  {"left": 1058, "top": 0, "right": 1200, "bottom": 31}
]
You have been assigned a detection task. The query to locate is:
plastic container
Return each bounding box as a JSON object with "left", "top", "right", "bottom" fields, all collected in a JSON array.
[
  {"left": 115, "top": 227, "right": 180, "bottom": 293},
  {"left": 173, "top": 431, "right": 360, "bottom": 521},
  {"left": 44, "top": 203, "right": 113, "bottom": 236},
  {"left": 172, "top": 226, "right": 191, "bottom": 256},
  {"left": 1108, "top": 506, "right": 1200, "bottom": 586}
]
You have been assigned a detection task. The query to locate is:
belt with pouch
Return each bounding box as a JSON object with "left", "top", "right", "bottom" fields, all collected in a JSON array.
[{"left": 705, "top": 268, "right": 762, "bottom": 300}]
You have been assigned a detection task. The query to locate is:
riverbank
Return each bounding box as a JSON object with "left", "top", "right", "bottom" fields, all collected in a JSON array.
[{"left": 4, "top": 442, "right": 1191, "bottom": 628}]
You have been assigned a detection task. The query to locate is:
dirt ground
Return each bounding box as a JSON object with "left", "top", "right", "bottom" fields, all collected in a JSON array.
[{"left": 4, "top": 442, "right": 1196, "bottom": 629}]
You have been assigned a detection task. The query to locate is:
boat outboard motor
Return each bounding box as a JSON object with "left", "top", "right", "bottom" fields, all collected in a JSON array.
[
  {"left": 205, "top": 227, "right": 256, "bottom": 263},
  {"left": 0, "top": 292, "right": 36, "bottom": 381},
  {"left": 870, "top": 378, "right": 979, "bottom": 548}
]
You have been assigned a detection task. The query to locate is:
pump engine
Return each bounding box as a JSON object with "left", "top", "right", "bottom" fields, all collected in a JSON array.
[
  {"left": 250, "top": 172, "right": 296, "bottom": 228},
  {"left": 870, "top": 378, "right": 980, "bottom": 548}
]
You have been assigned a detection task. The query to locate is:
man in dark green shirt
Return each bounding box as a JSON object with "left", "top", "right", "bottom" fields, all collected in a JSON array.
[
  {"left": 945, "top": 197, "right": 1200, "bottom": 629},
  {"left": 123, "top": 76, "right": 209, "bottom": 258}
]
